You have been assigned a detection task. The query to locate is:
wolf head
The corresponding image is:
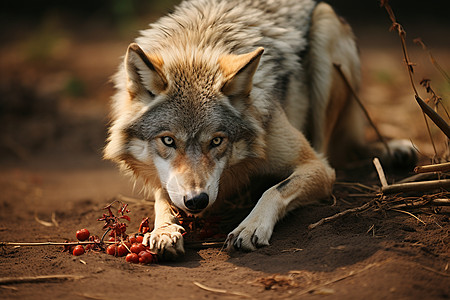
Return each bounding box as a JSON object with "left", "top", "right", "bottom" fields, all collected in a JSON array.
[{"left": 105, "top": 44, "right": 265, "bottom": 215}]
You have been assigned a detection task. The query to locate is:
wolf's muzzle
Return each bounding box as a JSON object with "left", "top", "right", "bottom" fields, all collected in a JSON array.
[{"left": 184, "top": 192, "right": 209, "bottom": 213}]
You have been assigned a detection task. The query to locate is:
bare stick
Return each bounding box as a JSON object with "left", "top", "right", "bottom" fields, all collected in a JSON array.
[
  {"left": 0, "top": 241, "right": 115, "bottom": 247},
  {"left": 185, "top": 240, "right": 225, "bottom": 249},
  {"left": 373, "top": 158, "right": 388, "bottom": 188},
  {"left": 295, "top": 263, "right": 379, "bottom": 297},
  {"left": 382, "top": 179, "right": 450, "bottom": 194},
  {"left": 381, "top": 2, "right": 418, "bottom": 95},
  {"left": 414, "top": 38, "right": 450, "bottom": 84},
  {"left": 381, "top": 1, "right": 439, "bottom": 157},
  {"left": 419, "top": 78, "right": 450, "bottom": 121},
  {"left": 415, "top": 95, "right": 450, "bottom": 140},
  {"left": 193, "top": 281, "right": 252, "bottom": 298},
  {"left": 309, "top": 201, "right": 374, "bottom": 230},
  {"left": 334, "top": 182, "right": 379, "bottom": 192},
  {"left": 397, "top": 173, "right": 436, "bottom": 184},
  {"left": 0, "top": 275, "right": 84, "bottom": 285},
  {"left": 430, "top": 199, "right": 450, "bottom": 206},
  {"left": 420, "top": 265, "right": 450, "bottom": 277},
  {"left": 415, "top": 162, "right": 450, "bottom": 174},
  {"left": 0, "top": 240, "right": 224, "bottom": 249},
  {"left": 34, "top": 213, "right": 54, "bottom": 227},
  {"left": 390, "top": 209, "right": 426, "bottom": 225},
  {"left": 333, "top": 63, "right": 390, "bottom": 156},
  {"left": 390, "top": 198, "right": 450, "bottom": 209}
]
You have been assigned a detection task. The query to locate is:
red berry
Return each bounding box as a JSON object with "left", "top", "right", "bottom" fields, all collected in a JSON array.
[
  {"left": 106, "top": 244, "right": 117, "bottom": 256},
  {"left": 129, "top": 236, "right": 137, "bottom": 244},
  {"left": 76, "top": 229, "right": 90, "bottom": 241},
  {"left": 130, "top": 243, "right": 146, "bottom": 254},
  {"left": 138, "top": 251, "right": 154, "bottom": 264},
  {"left": 108, "top": 237, "right": 117, "bottom": 242},
  {"left": 117, "top": 244, "right": 128, "bottom": 257},
  {"left": 73, "top": 245, "right": 85, "bottom": 256},
  {"left": 125, "top": 253, "right": 139, "bottom": 264},
  {"left": 136, "top": 235, "right": 144, "bottom": 243}
]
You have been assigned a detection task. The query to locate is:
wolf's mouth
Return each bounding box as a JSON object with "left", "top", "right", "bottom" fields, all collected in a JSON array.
[
  {"left": 183, "top": 192, "right": 209, "bottom": 212},
  {"left": 184, "top": 208, "right": 204, "bottom": 215}
]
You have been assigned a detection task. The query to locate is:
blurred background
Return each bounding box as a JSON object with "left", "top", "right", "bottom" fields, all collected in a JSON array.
[{"left": 0, "top": 0, "right": 449, "bottom": 167}]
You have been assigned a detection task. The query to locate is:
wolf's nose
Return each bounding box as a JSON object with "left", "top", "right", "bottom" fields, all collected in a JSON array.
[{"left": 184, "top": 193, "right": 209, "bottom": 211}]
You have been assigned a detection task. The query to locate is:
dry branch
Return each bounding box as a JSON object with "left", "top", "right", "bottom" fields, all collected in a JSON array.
[
  {"left": 193, "top": 281, "right": 252, "bottom": 298},
  {"left": 415, "top": 162, "right": 450, "bottom": 174},
  {"left": 333, "top": 63, "right": 390, "bottom": 156},
  {"left": 390, "top": 209, "right": 426, "bottom": 225},
  {"left": 309, "top": 200, "right": 374, "bottom": 230},
  {"left": 373, "top": 158, "right": 388, "bottom": 188},
  {"left": 0, "top": 241, "right": 115, "bottom": 247},
  {"left": 0, "top": 240, "right": 225, "bottom": 249},
  {"left": 381, "top": 179, "right": 450, "bottom": 194},
  {"left": 381, "top": 1, "right": 441, "bottom": 157},
  {"left": 0, "top": 275, "right": 84, "bottom": 285},
  {"left": 294, "top": 263, "right": 379, "bottom": 297},
  {"left": 414, "top": 38, "right": 450, "bottom": 84},
  {"left": 397, "top": 173, "right": 435, "bottom": 184},
  {"left": 415, "top": 95, "right": 450, "bottom": 139},
  {"left": 430, "top": 199, "right": 450, "bottom": 206}
]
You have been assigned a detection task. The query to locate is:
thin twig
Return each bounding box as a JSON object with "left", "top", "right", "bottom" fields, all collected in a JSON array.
[
  {"left": 390, "top": 209, "right": 426, "bottom": 225},
  {"left": 415, "top": 95, "right": 450, "bottom": 140},
  {"left": 0, "top": 275, "right": 84, "bottom": 285},
  {"left": 193, "top": 281, "right": 252, "bottom": 298},
  {"left": 415, "top": 162, "right": 450, "bottom": 174},
  {"left": 293, "top": 263, "right": 379, "bottom": 297},
  {"left": 373, "top": 158, "right": 388, "bottom": 188},
  {"left": 381, "top": 1, "right": 439, "bottom": 158},
  {"left": 333, "top": 63, "right": 390, "bottom": 156},
  {"left": 419, "top": 78, "right": 450, "bottom": 121},
  {"left": 420, "top": 265, "right": 450, "bottom": 277},
  {"left": 0, "top": 240, "right": 224, "bottom": 249},
  {"left": 381, "top": 179, "right": 450, "bottom": 194},
  {"left": 397, "top": 172, "right": 435, "bottom": 184},
  {"left": 309, "top": 200, "right": 374, "bottom": 230},
  {"left": 185, "top": 240, "right": 225, "bottom": 249},
  {"left": 430, "top": 199, "right": 450, "bottom": 206},
  {"left": 51, "top": 212, "right": 59, "bottom": 227},
  {"left": 334, "top": 182, "right": 379, "bottom": 192},
  {"left": 0, "top": 241, "right": 115, "bottom": 247},
  {"left": 34, "top": 213, "right": 54, "bottom": 227},
  {"left": 414, "top": 38, "right": 450, "bottom": 84}
]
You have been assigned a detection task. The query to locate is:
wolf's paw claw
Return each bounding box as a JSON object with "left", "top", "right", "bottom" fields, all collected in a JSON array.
[
  {"left": 143, "top": 223, "right": 185, "bottom": 260},
  {"left": 226, "top": 223, "right": 271, "bottom": 252}
]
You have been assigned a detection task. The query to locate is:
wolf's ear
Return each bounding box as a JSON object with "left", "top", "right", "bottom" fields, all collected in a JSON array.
[
  {"left": 219, "top": 47, "right": 264, "bottom": 97},
  {"left": 125, "top": 43, "right": 167, "bottom": 97}
]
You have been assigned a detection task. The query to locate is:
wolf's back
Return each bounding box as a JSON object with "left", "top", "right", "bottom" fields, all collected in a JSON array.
[{"left": 131, "top": 0, "right": 315, "bottom": 97}]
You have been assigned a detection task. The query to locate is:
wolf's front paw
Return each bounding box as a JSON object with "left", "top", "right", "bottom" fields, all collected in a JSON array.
[
  {"left": 143, "top": 223, "right": 185, "bottom": 260},
  {"left": 225, "top": 218, "right": 273, "bottom": 252}
]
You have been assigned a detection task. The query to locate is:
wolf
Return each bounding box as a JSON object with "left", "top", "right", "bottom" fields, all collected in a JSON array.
[{"left": 104, "top": 0, "right": 415, "bottom": 259}]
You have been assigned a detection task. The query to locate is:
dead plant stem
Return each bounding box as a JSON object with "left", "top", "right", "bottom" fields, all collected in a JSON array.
[{"left": 333, "top": 63, "right": 390, "bottom": 156}]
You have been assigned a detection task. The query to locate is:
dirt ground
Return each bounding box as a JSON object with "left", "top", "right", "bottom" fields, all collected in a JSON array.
[{"left": 1, "top": 3, "right": 449, "bottom": 299}]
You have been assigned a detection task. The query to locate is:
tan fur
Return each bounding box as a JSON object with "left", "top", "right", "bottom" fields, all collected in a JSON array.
[
  {"left": 306, "top": 3, "right": 361, "bottom": 159},
  {"left": 219, "top": 47, "right": 264, "bottom": 96},
  {"left": 104, "top": 0, "right": 412, "bottom": 258}
]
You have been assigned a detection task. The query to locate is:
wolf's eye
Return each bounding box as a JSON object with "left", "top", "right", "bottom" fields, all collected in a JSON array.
[
  {"left": 211, "top": 137, "right": 223, "bottom": 147},
  {"left": 161, "top": 136, "right": 175, "bottom": 147}
]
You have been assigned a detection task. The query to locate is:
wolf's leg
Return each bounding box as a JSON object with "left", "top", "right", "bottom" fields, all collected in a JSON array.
[
  {"left": 142, "top": 188, "right": 185, "bottom": 259},
  {"left": 226, "top": 156, "right": 335, "bottom": 251},
  {"left": 226, "top": 109, "right": 335, "bottom": 251},
  {"left": 308, "top": 3, "right": 416, "bottom": 169}
]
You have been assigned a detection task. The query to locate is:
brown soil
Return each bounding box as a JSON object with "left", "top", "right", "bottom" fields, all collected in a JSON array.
[{"left": 0, "top": 9, "right": 449, "bottom": 300}]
